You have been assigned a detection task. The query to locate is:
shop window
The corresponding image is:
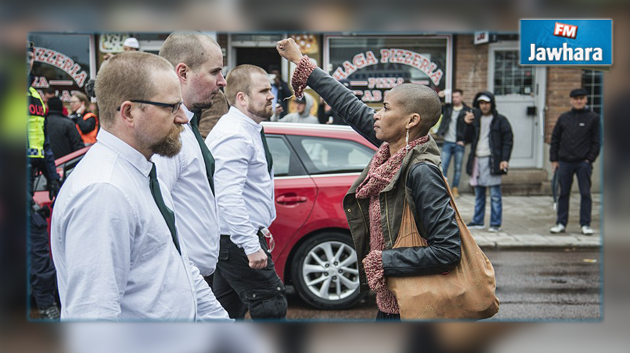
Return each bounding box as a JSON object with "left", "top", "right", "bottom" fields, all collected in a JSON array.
[
  {"left": 582, "top": 70, "right": 603, "bottom": 115},
  {"left": 493, "top": 50, "right": 535, "bottom": 96}
]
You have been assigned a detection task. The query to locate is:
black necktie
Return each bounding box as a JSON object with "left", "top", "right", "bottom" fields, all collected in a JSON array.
[
  {"left": 260, "top": 127, "right": 273, "bottom": 175},
  {"left": 149, "top": 163, "right": 181, "bottom": 254},
  {"left": 190, "top": 113, "right": 215, "bottom": 194}
]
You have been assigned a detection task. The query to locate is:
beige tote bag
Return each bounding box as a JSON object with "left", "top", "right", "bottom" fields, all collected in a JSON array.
[{"left": 386, "top": 176, "right": 500, "bottom": 320}]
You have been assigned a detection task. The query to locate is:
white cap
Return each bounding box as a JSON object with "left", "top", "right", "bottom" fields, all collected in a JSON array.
[
  {"left": 123, "top": 37, "right": 139, "bottom": 49},
  {"left": 477, "top": 95, "right": 491, "bottom": 102}
]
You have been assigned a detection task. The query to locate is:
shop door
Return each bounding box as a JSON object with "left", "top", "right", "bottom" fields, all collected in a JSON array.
[{"left": 488, "top": 42, "right": 545, "bottom": 168}]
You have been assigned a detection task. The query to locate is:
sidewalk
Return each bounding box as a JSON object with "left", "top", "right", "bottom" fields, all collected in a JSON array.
[{"left": 455, "top": 193, "right": 601, "bottom": 249}]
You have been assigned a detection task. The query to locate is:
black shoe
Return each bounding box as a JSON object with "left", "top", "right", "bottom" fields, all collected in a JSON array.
[
  {"left": 39, "top": 305, "right": 60, "bottom": 320},
  {"left": 467, "top": 222, "right": 485, "bottom": 230}
]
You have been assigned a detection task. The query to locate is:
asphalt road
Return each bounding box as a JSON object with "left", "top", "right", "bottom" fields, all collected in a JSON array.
[{"left": 286, "top": 249, "right": 602, "bottom": 321}]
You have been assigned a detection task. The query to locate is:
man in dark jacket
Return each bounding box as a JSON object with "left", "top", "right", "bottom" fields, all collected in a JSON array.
[
  {"left": 436, "top": 89, "right": 471, "bottom": 198},
  {"left": 549, "top": 88, "right": 601, "bottom": 235},
  {"left": 46, "top": 97, "right": 84, "bottom": 158},
  {"left": 270, "top": 68, "right": 292, "bottom": 119},
  {"left": 464, "top": 91, "right": 513, "bottom": 232}
]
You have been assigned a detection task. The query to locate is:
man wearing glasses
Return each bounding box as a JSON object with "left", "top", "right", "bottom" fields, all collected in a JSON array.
[
  {"left": 50, "top": 52, "right": 230, "bottom": 321},
  {"left": 152, "top": 32, "right": 228, "bottom": 297}
]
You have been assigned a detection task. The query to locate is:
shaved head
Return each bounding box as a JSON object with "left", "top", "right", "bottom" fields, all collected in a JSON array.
[{"left": 389, "top": 84, "right": 442, "bottom": 135}]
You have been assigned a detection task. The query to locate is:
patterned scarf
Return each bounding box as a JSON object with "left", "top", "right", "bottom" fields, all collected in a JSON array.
[{"left": 356, "top": 135, "right": 429, "bottom": 314}]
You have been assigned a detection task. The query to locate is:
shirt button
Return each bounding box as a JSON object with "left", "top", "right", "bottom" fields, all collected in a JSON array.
[
  {"left": 347, "top": 208, "right": 352, "bottom": 213},
  {"left": 252, "top": 294, "right": 257, "bottom": 298}
]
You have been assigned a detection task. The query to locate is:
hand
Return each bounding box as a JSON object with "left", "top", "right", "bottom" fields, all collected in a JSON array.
[
  {"left": 276, "top": 38, "right": 304, "bottom": 65},
  {"left": 247, "top": 248, "right": 268, "bottom": 270},
  {"left": 47, "top": 179, "right": 60, "bottom": 200},
  {"left": 456, "top": 141, "right": 464, "bottom": 146},
  {"left": 464, "top": 111, "right": 475, "bottom": 124},
  {"left": 551, "top": 161, "right": 559, "bottom": 172},
  {"left": 438, "top": 90, "right": 445, "bottom": 98},
  {"left": 499, "top": 161, "right": 509, "bottom": 170}
]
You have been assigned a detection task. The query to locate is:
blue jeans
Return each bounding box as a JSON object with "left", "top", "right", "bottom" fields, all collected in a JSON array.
[
  {"left": 471, "top": 185, "right": 502, "bottom": 227},
  {"left": 441, "top": 141, "right": 465, "bottom": 188}
]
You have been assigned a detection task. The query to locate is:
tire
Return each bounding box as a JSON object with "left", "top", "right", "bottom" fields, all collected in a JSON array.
[{"left": 291, "top": 231, "right": 366, "bottom": 310}]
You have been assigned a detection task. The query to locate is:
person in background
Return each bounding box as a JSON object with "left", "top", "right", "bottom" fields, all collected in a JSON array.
[
  {"left": 27, "top": 40, "right": 61, "bottom": 320},
  {"left": 463, "top": 91, "right": 513, "bottom": 232},
  {"left": 436, "top": 89, "right": 471, "bottom": 198},
  {"left": 42, "top": 88, "right": 68, "bottom": 116},
  {"left": 45, "top": 97, "right": 84, "bottom": 158},
  {"left": 198, "top": 89, "right": 230, "bottom": 138},
  {"left": 69, "top": 91, "right": 98, "bottom": 146},
  {"left": 549, "top": 88, "right": 601, "bottom": 235},
  {"left": 273, "top": 95, "right": 318, "bottom": 124},
  {"left": 270, "top": 67, "right": 291, "bottom": 119},
  {"left": 123, "top": 37, "right": 140, "bottom": 51}
]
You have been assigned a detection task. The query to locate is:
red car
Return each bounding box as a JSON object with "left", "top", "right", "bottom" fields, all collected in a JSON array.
[{"left": 33, "top": 123, "right": 377, "bottom": 309}]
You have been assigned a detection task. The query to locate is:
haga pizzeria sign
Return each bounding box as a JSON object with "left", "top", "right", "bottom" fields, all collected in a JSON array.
[
  {"left": 326, "top": 35, "right": 449, "bottom": 104},
  {"left": 333, "top": 48, "right": 444, "bottom": 86},
  {"left": 33, "top": 46, "right": 88, "bottom": 87}
]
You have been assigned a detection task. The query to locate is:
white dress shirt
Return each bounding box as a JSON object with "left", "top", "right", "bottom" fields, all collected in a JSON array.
[
  {"left": 152, "top": 105, "right": 220, "bottom": 277},
  {"left": 206, "top": 107, "right": 276, "bottom": 255},
  {"left": 51, "top": 129, "right": 230, "bottom": 321}
]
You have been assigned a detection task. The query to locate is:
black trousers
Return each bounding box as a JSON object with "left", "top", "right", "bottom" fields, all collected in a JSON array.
[
  {"left": 29, "top": 212, "right": 57, "bottom": 309},
  {"left": 557, "top": 160, "right": 593, "bottom": 227},
  {"left": 376, "top": 310, "right": 401, "bottom": 321},
  {"left": 212, "top": 234, "right": 287, "bottom": 320}
]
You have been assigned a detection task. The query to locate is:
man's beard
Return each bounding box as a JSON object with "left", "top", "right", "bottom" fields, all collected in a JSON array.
[
  {"left": 190, "top": 100, "right": 213, "bottom": 112},
  {"left": 190, "top": 90, "right": 219, "bottom": 112},
  {"left": 151, "top": 125, "right": 184, "bottom": 157},
  {"left": 247, "top": 102, "right": 273, "bottom": 120}
]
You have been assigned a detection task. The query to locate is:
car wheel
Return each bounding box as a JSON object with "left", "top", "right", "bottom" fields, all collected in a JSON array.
[{"left": 291, "top": 232, "right": 366, "bottom": 310}]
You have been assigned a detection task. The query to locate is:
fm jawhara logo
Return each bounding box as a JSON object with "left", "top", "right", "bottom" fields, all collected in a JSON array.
[{"left": 520, "top": 19, "right": 612, "bottom": 66}]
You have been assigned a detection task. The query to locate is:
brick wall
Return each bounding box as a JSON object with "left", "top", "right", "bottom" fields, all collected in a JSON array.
[
  {"left": 453, "top": 35, "right": 489, "bottom": 105},
  {"left": 544, "top": 67, "right": 582, "bottom": 143}
]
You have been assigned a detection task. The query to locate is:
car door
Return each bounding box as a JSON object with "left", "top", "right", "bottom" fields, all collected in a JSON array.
[{"left": 266, "top": 134, "right": 317, "bottom": 261}]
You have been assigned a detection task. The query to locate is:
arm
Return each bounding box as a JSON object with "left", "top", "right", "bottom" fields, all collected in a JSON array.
[
  {"left": 209, "top": 134, "right": 263, "bottom": 258},
  {"left": 42, "top": 118, "right": 60, "bottom": 181},
  {"left": 277, "top": 38, "right": 380, "bottom": 147},
  {"left": 189, "top": 261, "right": 231, "bottom": 321},
  {"left": 500, "top": 116, "right": 514, "bottom": 163},
  {"left": 381, "top": 163, "right": 461, "bottom": 276},
  {"left": 549, "top": 116, "right": 563, "bottom": 162},
  {"left": 587, "top": 114, "right": 601, "bottom": 163},
  {"left": 56, "top": 184, "right": 134, "bottom": 320},
  {"left": 67, "top": 122, "right": 86, "bottom": 152},
  {"left": 76, "top": 113, "right": 97, "bottom": 134}
]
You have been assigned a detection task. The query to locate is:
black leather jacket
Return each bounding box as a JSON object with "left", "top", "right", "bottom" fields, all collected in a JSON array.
[{"left": 307, "top": 68, "right": 461, "bottom": 290}]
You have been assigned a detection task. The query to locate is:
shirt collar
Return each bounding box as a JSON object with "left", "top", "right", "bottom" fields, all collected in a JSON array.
[
  {"left": 97, "top": 129, "right": 154, "bottom": 177},
  {"left": 229, "top": 106, "right": 262, "bottom": 131},
  {"left": 182, "top": 104, "right": 194, "bottom": 123}
]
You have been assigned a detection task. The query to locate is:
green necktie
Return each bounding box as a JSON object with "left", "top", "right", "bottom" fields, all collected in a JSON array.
[
  {"left": 260, "top": 127, "right": 273, "bottom": 175},
  {"left": 149, "top": 163, "right": 181, "bottom": 254},
  {"left": 190, "top": 113, "right": 215, "bottom": 195}
]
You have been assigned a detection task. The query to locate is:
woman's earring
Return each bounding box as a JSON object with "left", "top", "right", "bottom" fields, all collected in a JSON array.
[{"left": 405, "top": 128, "right": 410, "bottom": 152}]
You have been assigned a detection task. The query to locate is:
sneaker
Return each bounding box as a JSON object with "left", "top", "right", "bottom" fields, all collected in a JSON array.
[
  {"left": 452, "top": 187, "right": 460, "bottom": 198},
  {"left": 488, "top": 226, "right": 502, "bottom": 232},
  {"left": 550, "top": 223, "right": 566, "bottom": 234},
  {"left": 467, "top": 222, "right": 485, "bottom": 230},
  {"left": 581, "top": 225, "right": 594, "bottom": 235},
  {"left": 39, "top": 305, "right": 60, "bottom": 320}
]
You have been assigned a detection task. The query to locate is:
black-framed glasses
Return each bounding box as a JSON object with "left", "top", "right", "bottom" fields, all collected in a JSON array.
[{"left": 117, "top": 100, "right": 183, "bottom": 114}]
